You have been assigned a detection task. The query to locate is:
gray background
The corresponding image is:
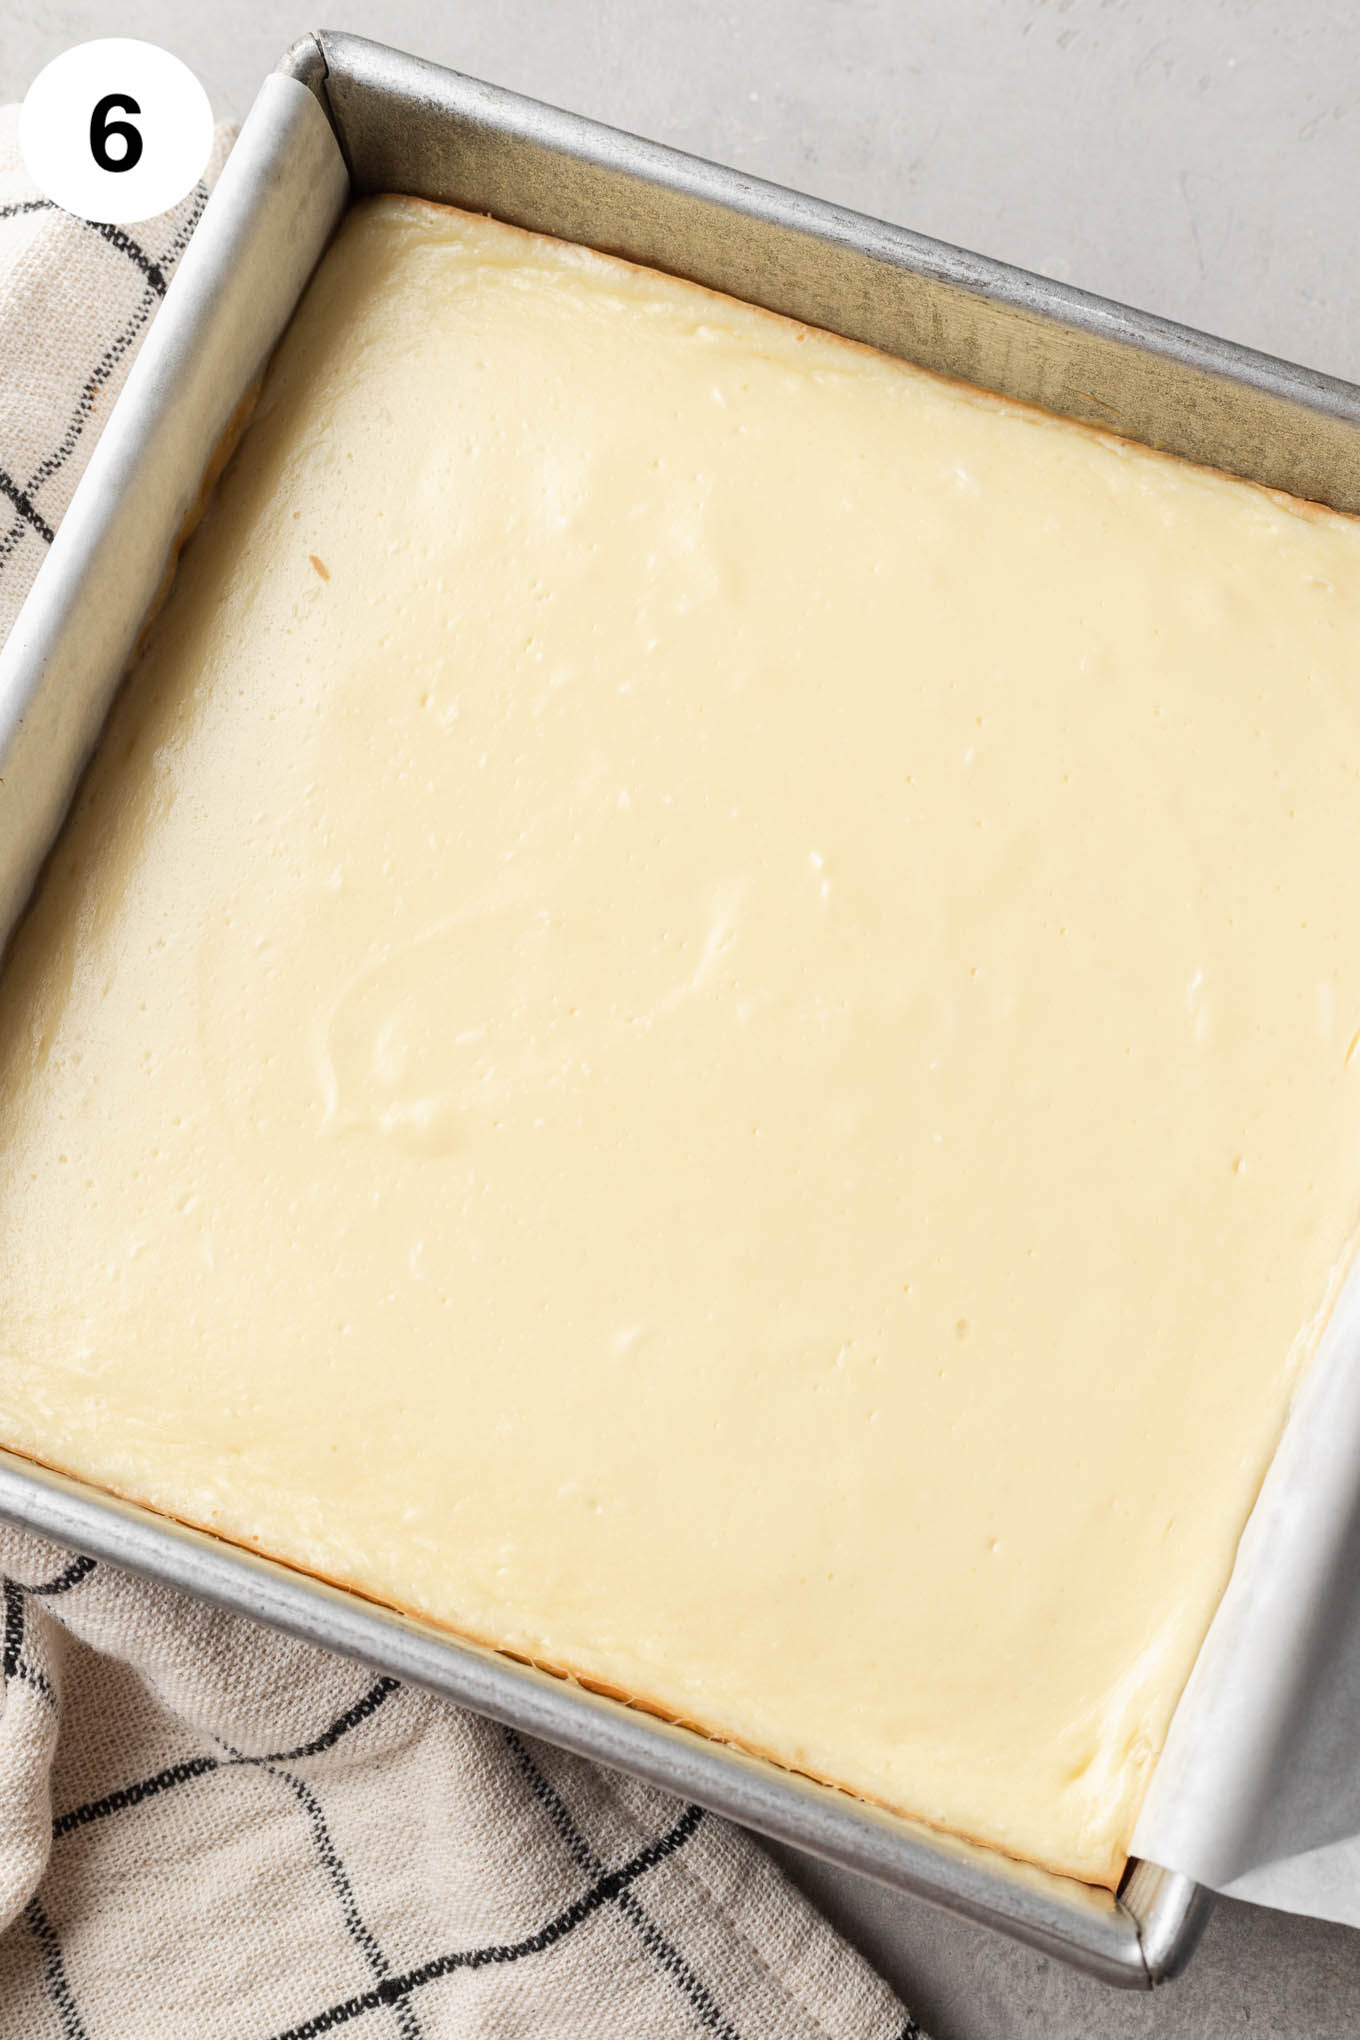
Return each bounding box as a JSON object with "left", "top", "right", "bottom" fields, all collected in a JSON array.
[{"left": 4, "top": 2, "right": 1360, "bottom": 2034}]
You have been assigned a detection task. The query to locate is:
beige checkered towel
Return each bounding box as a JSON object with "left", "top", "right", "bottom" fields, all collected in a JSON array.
[{"left": 0, "top": 109, "right": 921, "bottom": 2040}]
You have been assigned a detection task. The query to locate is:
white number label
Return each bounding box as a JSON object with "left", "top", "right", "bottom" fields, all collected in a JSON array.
[{"left": 20, "top": 40, "right": 212, "bottom": 227}]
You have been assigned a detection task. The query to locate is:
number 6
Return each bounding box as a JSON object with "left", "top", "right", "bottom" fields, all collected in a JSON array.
[{"left": 90, "top": 93, "right": 144, "bottom": 174}]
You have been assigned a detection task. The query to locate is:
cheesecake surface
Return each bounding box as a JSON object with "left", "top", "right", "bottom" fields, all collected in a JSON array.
[{"left": 3, "top": 196, "right": 1360, "bottom": 1884}]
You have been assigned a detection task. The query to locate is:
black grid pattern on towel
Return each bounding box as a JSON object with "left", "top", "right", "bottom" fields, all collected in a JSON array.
[
  {"left": 266, "top": 1803, "right": 709, "bottom": 2040},
  {"left": 3, "top": 1555, "right": 736, "bottom": 2038},
  {"left": 0, "top": 185, "right": 210, "bottom": 580},
  {"left": 503, "top": 1724, "right": 743, "bottom": 2038},
  {"left": 0, "top": 1551, "right": 920, "bottom": 2040},
  {"left": 23, "top": 1897, "right": 89, "bottom": 2040},
  {"left": 1, "top": 1550, "right": 93, "bottom": 1714}
]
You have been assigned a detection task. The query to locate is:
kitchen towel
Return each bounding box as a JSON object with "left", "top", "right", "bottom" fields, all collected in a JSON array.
[
  {"left": 0, "top": 1524, "right": 915, "bottom": 2040},
  {"left": 0, "top": 109, "right": 918, "bottom": 2040}
]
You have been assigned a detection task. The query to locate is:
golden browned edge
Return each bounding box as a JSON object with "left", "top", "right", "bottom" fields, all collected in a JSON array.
[
  {"left": 0, "top": 1433, "right": 1127, "bottom": 1890},
  {"left": 387, "top": 191, "right": 1360, "bottom": 534},
  {"left": 133, "top": 378, "right": 265, "bottom": 661},
  {"left": 15, "top": 194, "right": 1353, "bottom": 1905}
]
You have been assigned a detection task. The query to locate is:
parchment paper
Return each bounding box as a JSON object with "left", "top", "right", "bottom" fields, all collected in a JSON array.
[{"left": 1133, "top": 1255, "right": 1360, "bottom": 1925}]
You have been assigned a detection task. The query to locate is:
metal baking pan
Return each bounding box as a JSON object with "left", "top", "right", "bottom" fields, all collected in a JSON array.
[{"left": 10, "top": 25, "right": 1359, "bottom": 1985}]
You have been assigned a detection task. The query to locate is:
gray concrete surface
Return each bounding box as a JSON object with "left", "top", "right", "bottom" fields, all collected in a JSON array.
[{"left": 4, "top": 3, "right": 1360, "bottom": 2032}]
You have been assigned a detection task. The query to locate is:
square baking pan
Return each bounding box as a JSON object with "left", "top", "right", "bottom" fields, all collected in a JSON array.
[{"left": 7, "top": 26, "right": 1360, "bottom": 1986}]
